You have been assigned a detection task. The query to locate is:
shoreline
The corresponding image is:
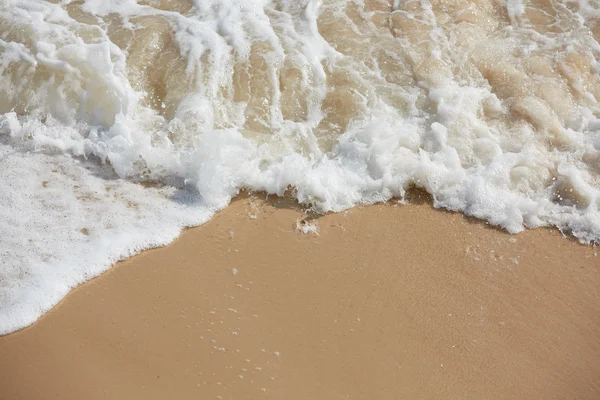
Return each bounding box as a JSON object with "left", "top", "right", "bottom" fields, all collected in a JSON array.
[{"left": 1, "top": 195, "right": 599, "bottom": 399}]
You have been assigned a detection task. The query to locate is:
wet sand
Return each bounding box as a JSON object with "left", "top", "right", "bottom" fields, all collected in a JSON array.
[{"left": 1, "top": 195, "right": 599, "bottom": 400}]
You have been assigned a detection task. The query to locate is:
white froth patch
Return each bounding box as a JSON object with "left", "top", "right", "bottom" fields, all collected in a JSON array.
[
  {"left": 1, "top": 0, "right": 600, "bottom": 335},
  {"left": 0, "top": 145, "right": 214, "bottom": 335},
  {"left": 296, "top": 219, "right": 319, "bottom": 235}
]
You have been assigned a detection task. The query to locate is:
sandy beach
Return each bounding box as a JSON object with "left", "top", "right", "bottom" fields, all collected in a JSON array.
[
  {"left": 2, "top": 0, "right": 600, "bottom": 399},
  {"left": 1, "top": 195, "right": 599, "bottom": 400}
]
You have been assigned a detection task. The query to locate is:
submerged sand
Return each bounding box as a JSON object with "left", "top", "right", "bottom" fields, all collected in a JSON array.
[{"left": 1, "top": 196, "right": 599, "bottom": 399}]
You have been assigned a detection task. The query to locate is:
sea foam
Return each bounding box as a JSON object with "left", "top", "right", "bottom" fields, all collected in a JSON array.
[{"left": 1, "top": 0, "right": 599, "bottom": 333}]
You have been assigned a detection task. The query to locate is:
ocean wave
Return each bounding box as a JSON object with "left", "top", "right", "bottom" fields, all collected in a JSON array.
[{"left": 1, "top": 0, "right": 599, "bottom": 334}]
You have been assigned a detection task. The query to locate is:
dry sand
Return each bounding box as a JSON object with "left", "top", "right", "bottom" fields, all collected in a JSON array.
[{"left": 1, "top": 195, "right": 599, "bottom": 400}]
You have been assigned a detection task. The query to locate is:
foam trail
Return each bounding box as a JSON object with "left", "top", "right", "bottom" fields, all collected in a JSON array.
[{"left": 1, "top": 0, "right": 600, "bottom": 334}]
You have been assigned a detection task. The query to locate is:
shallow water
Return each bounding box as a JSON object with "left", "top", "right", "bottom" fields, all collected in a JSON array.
[{"left": 1, "top": 0, "right": 599, "bottom": 333}]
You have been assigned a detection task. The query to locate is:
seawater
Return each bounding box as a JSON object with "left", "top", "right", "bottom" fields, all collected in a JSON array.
[{"left": 1, "top": 0, "right": 599, "bottom": 334}]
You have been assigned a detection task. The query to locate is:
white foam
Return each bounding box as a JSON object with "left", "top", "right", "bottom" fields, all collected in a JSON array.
[
  {"left": 296, "top": 219, "right": 319, "bottom": 235},
  {"left": 1, "top": 0, "right": 600, "bottom": 334},
  {"left": 0, "top": 143, "right": 214, "bottom": 335}
]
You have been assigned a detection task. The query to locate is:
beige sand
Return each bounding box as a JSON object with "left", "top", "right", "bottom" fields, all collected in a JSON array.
[{"left": 1, "top": 195, "right": 599, "bottom": 400}]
